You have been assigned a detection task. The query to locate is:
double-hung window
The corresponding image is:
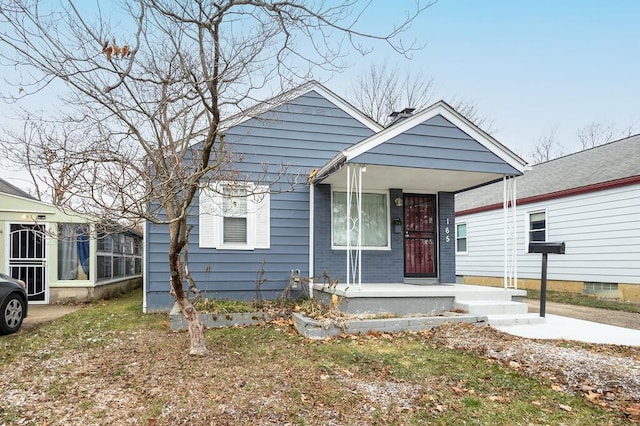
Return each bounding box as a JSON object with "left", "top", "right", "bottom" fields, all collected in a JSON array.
[
  {"left": 199, "top": 182, "right": 270, "bottom": 250},
  {"left": 526, "top": 210, "right": 547, "bottom": 252},
  {"left": 222, "top": 186, "right": 248, "bottom": 244},
  {"left": 332, "top": 190, "right": 389, "bottom": 249},
  {"left": 456, "top": 222, "right": 467, "bottom": 254}
]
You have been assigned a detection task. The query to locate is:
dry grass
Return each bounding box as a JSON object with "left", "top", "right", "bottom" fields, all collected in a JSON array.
[{"left": 1, "top": 291, "right": 638, "bottom": 425}]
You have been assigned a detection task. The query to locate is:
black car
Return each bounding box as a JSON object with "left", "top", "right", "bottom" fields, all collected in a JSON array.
[{"left": 0, "top": 273, "right": 28, "bottom": 335}]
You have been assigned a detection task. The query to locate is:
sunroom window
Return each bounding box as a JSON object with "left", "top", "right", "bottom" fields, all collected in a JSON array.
[
  {"left": 332, "top": 191, "right": 388, "bottom": 248},
  {"left": 57, "top": 223, "right": 90, "bottom": 280}
]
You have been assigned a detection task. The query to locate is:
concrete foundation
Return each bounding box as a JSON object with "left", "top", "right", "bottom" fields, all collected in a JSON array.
[
  {"left": 292, "top": 312, "right": 489, "bottom": 339},
  {"left": 49, "top": 277, "right": 142, "bottom": 303}
]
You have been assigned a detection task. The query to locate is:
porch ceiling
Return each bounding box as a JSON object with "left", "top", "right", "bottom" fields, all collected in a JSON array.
[{"left": 318, "top": 164, "right": 505, "bottom": 193}]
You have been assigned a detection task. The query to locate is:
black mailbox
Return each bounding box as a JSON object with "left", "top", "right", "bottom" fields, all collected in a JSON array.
[
  {"left": 529, "top": 241, "right": 566, "bottom": 254},
  {"left": 529, "top": 241, "right": 566, "bottom": 317}
]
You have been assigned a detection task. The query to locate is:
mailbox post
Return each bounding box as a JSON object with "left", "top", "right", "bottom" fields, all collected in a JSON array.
[{"left": 528, "top": 242, "right": 566, "bottom": 317}]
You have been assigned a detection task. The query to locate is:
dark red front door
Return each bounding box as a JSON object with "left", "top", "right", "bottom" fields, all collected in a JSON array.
[{"left": 404, "top": 194, "right": 437, "bottom": 277}]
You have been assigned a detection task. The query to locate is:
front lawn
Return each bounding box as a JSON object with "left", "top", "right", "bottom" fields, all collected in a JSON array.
[{"left": 1, "top": 290, "right": 637, "bottom": 425}]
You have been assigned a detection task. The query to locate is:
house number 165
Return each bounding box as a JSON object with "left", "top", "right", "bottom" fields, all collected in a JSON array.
[{"left": 445, "top": 218, "right": 451, "bottom": 243}]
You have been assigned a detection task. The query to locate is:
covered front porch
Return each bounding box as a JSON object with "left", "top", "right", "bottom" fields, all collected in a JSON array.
[
  {"left": 309, "top": 101, "right": 526, "bottom": 290},
  {"left": 306, "top": 102, "right": 532, "bottom": 328}
]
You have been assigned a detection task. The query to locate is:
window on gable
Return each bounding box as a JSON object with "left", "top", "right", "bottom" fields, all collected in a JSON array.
[
  {"left": 332, "top": 191, "right": 389, "bottom": 249},
  {"left": 527, "top": 210, "right": 547, "bottom": 252},
  {"left": 199, "top": 183, "right": 270, "bottom": 250},
  {"left": 456, "top": 222, "right": 467, "bottom": 253}
]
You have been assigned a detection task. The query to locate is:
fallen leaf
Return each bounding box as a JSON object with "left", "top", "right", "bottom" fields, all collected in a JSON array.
[
  {"left": 551, "top": 384, "right": 563, "bottom": 392},
  {"left": 559, "top": 404, "right": 572, "bottom": 412},
  {"left": 452, "top": 386, "right": 466, "bottom": 395},
  {"left": 585, "top": 391, "right": 600, "bottom": 402},
  {"left": 488, "top": 395, "right": 508, "bottom": 403},
  {"left": 624, "top": 403, "right": 640, "bottom": 419}
]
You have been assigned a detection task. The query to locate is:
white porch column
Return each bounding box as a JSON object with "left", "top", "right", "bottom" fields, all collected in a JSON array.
[
  {"left": 503, "top": 176, "right": 518, "bottom": 289},
  {"left": 345, "top": 163, "right": 364, "bottom": 290}
]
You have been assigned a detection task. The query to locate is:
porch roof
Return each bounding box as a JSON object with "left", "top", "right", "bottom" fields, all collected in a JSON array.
[{"left": 312, "top": 101, "right": 527, "bottom": 192}]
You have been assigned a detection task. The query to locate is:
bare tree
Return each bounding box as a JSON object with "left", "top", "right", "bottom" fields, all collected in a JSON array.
[
  {"left": 528, "top": 126, "right": 565, "bottom": 164},
  {"left": 348, "top": 61, "right": 436, "bottom": 125},
  {"left": 0, "top": 0, "right": 431, "bottom": 355},
  {"left": 577, "top": 121, "right": 635, "bottom": 150},
  {"left": 348, "top": 61, "right": 494, "bottom": 131},
  {"left": 0, "top": 116, "right": 93, "bottom": 204}
]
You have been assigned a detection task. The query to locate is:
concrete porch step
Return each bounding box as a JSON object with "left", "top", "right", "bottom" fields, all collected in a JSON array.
[
  {"left": 452, "top": 289, "right": 526, "bottom": 302},
  {"left": 454, "top": 300, "right": 529, "bottom": 315},
  {"left": 486, "top": 313, "right": 546, "bottom": 326}
]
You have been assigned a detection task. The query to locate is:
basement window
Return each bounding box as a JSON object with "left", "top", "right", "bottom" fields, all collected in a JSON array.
[{"left": 583, "top": 282, "right": 619, "bottom": 298}]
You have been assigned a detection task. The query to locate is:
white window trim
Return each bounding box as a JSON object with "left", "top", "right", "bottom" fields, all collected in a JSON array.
[
  {"left": 330, "top": 188, "right": 391, "bottom": 251},
  {"left": 455, "top": 221, "right": 468, "bottom": 255},
  {"left": 199, "top": 182, "right": 270, "bottom": 250},
  {"left": 525, "top": 208, "right": 547, "bottom": 253}
]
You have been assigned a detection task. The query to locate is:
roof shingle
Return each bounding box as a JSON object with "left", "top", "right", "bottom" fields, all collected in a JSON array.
[{"left": 456, "top": 134, "right": 640, "bottom": 211}]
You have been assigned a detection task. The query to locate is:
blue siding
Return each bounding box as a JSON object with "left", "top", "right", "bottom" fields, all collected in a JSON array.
[
  {"left": 353, "top": 116, "right": 521, "bottom": 175},
  {"left": 313, "top": 185, "right": 405, "bottom": 284},
  {"left": 314, "top": 187, "right": 457, "bottom": 284},
  {"left": 438, "top": 192, "right": 456, "bottom": 283},
  {"left": 145, "top": 90, "right": 375, "bottom": 311}
]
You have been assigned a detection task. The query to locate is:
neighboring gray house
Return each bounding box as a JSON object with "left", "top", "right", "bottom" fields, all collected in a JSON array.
[
  {"left": 455, "top": 134, "right": 640, "bottom": 302},
  {"left": 144, "top": 81, "right": 526, "bottom": 312}
]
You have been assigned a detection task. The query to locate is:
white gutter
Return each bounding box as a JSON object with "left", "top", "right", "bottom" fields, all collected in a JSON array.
[
  {"left": 308, "top": 184, "right": 314, "bottom": 298},
  {"left": 313, "top": 151, "right": 347, "bottom": 183}
]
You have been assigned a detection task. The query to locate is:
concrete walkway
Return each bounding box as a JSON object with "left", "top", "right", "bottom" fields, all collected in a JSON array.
[
  {"left": 21, "top": 304, "right": 83, "bottom": 331},
  {"left": 494, "top": 314, "right": 640, "bottom": 346}
]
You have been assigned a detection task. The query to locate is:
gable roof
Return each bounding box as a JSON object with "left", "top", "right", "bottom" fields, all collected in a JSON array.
[
  {"left": 456, "top": 133, "right": 640, "bottom": 213},
  {"left": 313, "top": 100, "right": 527, "bottom": 183},
  {"left": 219, "top": 80, "right": 383, "bottom": 133},
  {"left": 0, "top": 178, "right": 37, "bottom": 200}
]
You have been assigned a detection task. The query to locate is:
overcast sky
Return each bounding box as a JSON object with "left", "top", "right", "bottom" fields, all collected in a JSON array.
[
  {"left": 1, "top": 0, "right": 639, "bottom": 191},
  {"left": 328, "top": 0, "right": 640, "bottom": 159}
]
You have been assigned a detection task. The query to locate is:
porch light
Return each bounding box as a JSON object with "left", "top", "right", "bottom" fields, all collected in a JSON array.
[{"left": 394, "top": 197, "right": 403, "bottom": 207}]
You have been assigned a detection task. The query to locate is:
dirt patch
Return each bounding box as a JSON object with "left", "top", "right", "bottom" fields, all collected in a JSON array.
[{"left": 526, "top": 300, "right": 640, "bottom": 330}]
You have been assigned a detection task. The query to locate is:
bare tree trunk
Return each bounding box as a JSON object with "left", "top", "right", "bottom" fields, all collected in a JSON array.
[
  {"left": 168, "top": 221, "right": 209, "bottom": 356},
  {"left": 174, "top": 294, "right": 208, "bottom": 356}
]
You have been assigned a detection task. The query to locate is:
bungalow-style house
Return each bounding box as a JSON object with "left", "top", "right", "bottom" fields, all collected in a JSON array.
[
  {"left": 0, "top": 178, "right": 142, "bottom": 303},
  {"left": 144, "top": 82, "right": 525, "bottom": 311},
  {"left": 455, "top": 134, "right": 640, "bottom": 302},
  {"left": 144, "top": 81, "right": 527, "bottom": 312}
]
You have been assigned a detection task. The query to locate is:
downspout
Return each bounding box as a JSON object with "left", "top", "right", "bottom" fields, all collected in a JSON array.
[
  {"left": 503, "top": 177, "right": 507, "bottom": 289},
  {"left": 513, "top": 178, "right": 518, "bottom": 289},
  {"left": 346, "top": 163, "right": 351, "bottom": 287},
  {"left": 357, "top": 164, "right": 363, "bottom": 290},
  {"left": 308, "top": 184, "right": 315, "bottom": 298},
  {"left": 142, "top": 220, "right": 148, "bottom": 313}
]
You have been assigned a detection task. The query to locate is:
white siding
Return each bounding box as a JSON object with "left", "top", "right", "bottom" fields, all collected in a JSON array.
[{"left": 456, "top": 183, "right": 640, "bottom": 284}]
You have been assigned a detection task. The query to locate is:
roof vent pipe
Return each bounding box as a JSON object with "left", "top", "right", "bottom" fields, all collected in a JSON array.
[{"left": 387, "top": 107, "right": 416, "bottom": 127}]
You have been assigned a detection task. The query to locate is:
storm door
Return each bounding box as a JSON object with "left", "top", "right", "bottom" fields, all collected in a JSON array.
[
  {"left": 8, "top": 223, "right": 48, "bottom": 302},
  {"left": 404, "top": 194, "right": 437, "bottom": 277}
]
